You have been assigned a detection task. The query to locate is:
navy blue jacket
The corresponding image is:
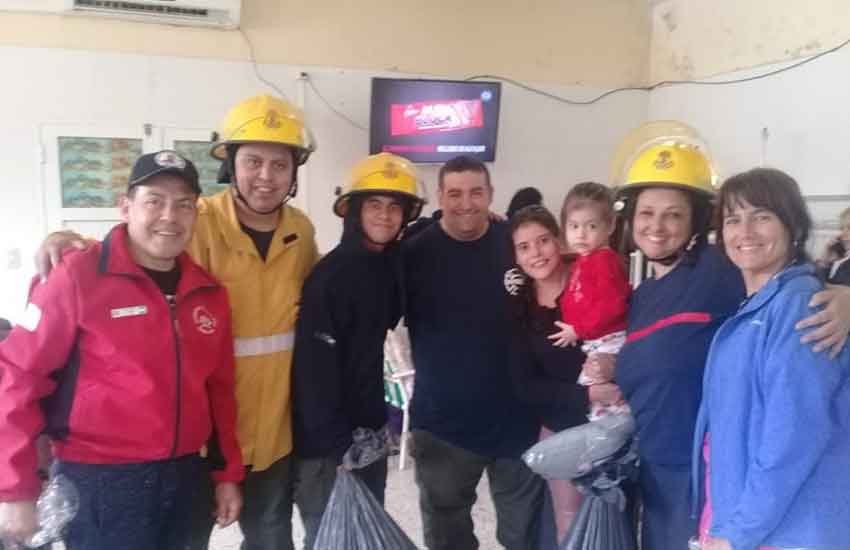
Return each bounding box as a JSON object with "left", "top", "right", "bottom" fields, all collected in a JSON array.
[
  {"left": 291, "top": 218, "right": 402, "bottom": 459},
  {"left": 617, "top": 244, "right": 745, "bottom": 465}
]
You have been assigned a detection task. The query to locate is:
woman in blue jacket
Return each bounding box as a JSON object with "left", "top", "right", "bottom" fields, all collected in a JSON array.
[
  {"left": 611, "top": 135, "right": 850, "bottom": 550},
  {"left": 693, "top": 168, "right": 850, "bottom": 550}
]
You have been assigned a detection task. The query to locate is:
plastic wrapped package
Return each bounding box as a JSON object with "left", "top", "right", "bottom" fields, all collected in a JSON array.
[
  {"left": 314, "top": 426, "right": 419, "bottom": 550},
  {"left": 384, "top": 325, "right": 415, "bottom": 397},
  {"left": 523, "top": 413, "right": 635, "bottom": 481},
  {"left": 560, "top": 443, "right": 638, "bottom": 550},
  {"left": 0, "top": 474, "right": 79, "bottom": 549}
]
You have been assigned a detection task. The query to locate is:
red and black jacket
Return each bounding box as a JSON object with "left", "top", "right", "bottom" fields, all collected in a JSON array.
[{"left": 0, "top": 225, "right": 244, "bottom": 501}]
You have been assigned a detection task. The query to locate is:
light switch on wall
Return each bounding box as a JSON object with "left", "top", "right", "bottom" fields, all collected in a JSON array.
[{"left": 5, "top": 248, "right": 21, "bottom": 271}]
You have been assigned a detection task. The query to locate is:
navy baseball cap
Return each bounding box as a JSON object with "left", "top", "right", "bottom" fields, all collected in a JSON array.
[{"left": 128, "top": 150, "right": 202, "bottom": 195}]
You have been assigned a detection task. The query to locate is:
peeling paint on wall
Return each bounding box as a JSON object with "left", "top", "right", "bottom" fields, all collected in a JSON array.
[
  {"left": 667, "top": 53, "right": 695, "bottom": 79},
  {"left": 650, "top": 1, "right": 850, "bottom": 82},
  {"left": 660, "top": 7, "right": 677, "bottom": 33}
]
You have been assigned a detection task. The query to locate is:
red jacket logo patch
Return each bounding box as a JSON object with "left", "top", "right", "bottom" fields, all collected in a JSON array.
[{"left": 193, "top": 306, "right": 217, "bottom": 335}]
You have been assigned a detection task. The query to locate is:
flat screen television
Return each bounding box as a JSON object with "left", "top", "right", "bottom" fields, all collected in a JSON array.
[{"left": 370, "top": 78, "right": 502, "bottom": 163}]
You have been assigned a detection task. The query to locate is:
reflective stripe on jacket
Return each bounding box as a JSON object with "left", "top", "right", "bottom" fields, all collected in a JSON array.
[{"left": 188, "top": 190, "right": 319, "bottom": 470}]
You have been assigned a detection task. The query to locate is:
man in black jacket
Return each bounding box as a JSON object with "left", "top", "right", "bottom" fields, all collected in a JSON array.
[{"left": 291, "top": 153, "right": 424, "bottom": 550}]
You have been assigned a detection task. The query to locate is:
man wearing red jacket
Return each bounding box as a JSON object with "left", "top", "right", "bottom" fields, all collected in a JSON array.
[{"left": 0, "top": 150, "right": 244, "bottom": 550}]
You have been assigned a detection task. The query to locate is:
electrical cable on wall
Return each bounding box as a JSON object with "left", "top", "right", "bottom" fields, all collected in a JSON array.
[
  {"left": 240, "top": 28, "right": 368, "bottom": 131},
  {"left": 306, "top": 77, "right": 369, "bottom": 132},
  {"left": 239, "top": 29, "right": 290, "bottom": 100},
  {"left": 238, "top": 25, "right": 849, "bottom": 131},
  {"left": 466, "top": 37, "right": 850, "bottom": 106}
]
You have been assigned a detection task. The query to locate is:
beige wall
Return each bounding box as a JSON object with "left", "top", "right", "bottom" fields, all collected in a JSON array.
[
  {"left": 0, "top": 0, "right": 650, "bottom": 87},
  {"left": 4, "top": 2, "right": 848, "bottom": 99},
  {"left": 649, "top": 0, "right": 850, "bottom": 81}
]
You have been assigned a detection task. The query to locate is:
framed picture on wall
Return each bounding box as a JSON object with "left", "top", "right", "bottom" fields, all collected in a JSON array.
[
  {"left": 58, "top": 136, "right": 143, "bottom": 208},
  {"left": 41, "top": 124, "right": 150, "bottom": 237},
  {"left": 172, "top": 139, "right": 227, "bottom": 197},
  {"left": 41, "top": 124, "right": 239, "bottom": 238}
]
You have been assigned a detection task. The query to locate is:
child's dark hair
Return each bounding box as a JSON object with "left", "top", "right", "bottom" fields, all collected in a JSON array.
[{"left": 560, "top": 182, "right": 614, "bottom": 228}]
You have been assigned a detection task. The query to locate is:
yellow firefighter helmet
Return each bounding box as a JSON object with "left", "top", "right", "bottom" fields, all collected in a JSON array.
[
  {"left": 333, "top": 153, "right": 425, "bottom": 223},
  {"left": 210, "top": 94, "right": 316, "bottom": 164},
  {"left": 611, "top": 120, "right": 718, "bottom": 197},
  {"left": 623, "top": 144, "right": 715, "bottom": 196}
]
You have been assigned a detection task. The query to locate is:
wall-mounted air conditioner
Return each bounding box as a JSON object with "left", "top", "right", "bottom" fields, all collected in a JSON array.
[{"left": 0, "top": 0, "right": 241, "bottom": 29}]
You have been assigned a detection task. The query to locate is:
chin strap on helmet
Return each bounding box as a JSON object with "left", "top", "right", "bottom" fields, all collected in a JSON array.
[
  {"left": 224, "top": 144, "right": 299, "bottom": 216},
  {"left": 644, "top": 233, "right": 700, "bottom": 266},
  {"left": 617, "top": 189, "right": 710, "bottom": 267}
]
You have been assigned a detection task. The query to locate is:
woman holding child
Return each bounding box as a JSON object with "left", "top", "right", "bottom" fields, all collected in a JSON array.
[{"left": 507, "top": 182, "right": 627, "bottom": 548}]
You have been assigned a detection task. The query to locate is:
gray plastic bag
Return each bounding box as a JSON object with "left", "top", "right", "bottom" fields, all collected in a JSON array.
[
  {"left": 0, "top": 474, "right": 78, "bottom": 549},
  {"left": 313, "top": 427, "right": 419, "bottom": 550},
  {"left": 312, "top": 469, "right": 418, "bottom": 550},
  {"left": 560, "top": 443, "right": 638, "bottom": 550},
  {"left": 523, "top": 413, "right": 635, "bottom": 480}
]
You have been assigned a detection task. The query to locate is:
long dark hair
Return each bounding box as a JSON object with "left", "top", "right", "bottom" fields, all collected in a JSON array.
[
  {"left": 510, "top": 204, "right": 561, "bottom": 246},
  {"left": 506, "top": 187, "right": 543, "bottom": 219},
  {"left": 508, "top": 205, "right": 566, "bottom": 330},
  {"left": 716, "top": 167, "right": 812, "bottom": 264}
]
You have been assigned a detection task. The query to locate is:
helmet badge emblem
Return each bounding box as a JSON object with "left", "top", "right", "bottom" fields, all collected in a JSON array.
[
  {"left": 383, "top": 161, "right": 399, "bottom": 180},
  {"left": 263, "top": 110, "right": 282, "bottom": 129},
  {"left": 654, "top": 150, "right": 674, "bottom": 171}
]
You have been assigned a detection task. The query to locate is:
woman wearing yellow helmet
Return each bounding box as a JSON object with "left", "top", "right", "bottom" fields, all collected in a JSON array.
[
  {"left": 615, "top": 144, "right": 716, "bottom": 266},
  {"left": 607, "top": 139, "right": 850, "bottom": 550}
]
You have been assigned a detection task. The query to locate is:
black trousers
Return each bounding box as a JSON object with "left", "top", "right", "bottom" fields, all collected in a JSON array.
[
  {"left": 187, "top": 454, "right": 296, "bottom": 550},
  {"left": 411, "top": 430, "right": 545, "bottom": 550},
  {"left": 293, "top": 455, "right": 388, "bottom": 550}
]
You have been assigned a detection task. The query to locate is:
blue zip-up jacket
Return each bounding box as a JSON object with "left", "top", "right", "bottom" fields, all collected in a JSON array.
[{"left": 691, "top": 263, "right": 850, "bottom": 550}]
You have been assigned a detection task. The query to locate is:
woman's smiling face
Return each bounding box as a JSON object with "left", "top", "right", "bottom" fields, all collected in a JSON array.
[{"left": 513, "top": 221, "right": 563, "bottom": 281}]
